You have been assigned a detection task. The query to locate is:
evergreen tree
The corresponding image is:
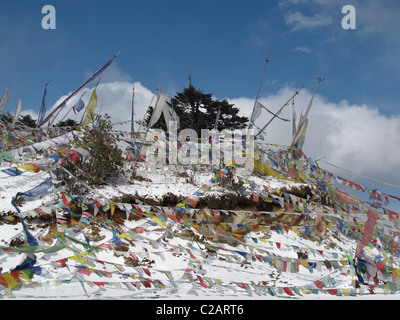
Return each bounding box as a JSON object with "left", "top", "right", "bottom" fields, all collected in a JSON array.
[
  {"left": 0, "top": 112, "right": 13, "bottom": 125},
  {"left": 55, "top": 118, "right": 79, "bottom": 127},
  {"left": 19, "top": 115, "right": 37, "bottom": 128},
  {"left": 0, "top": 113, "right": 37, "bottom": 128},
  {"left": 144, "top": 85, "right": 248, "bottom": 135}
]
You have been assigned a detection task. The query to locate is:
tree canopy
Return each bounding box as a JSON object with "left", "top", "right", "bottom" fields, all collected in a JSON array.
[
  {"left": 0, "top": 112, "right": 78, "bottom": 128},
  {"left": 0, "top": 113, "right": 37, "bottom": 128},
  {"left": 144, "top": 85, "right": 248, "bottom": 134}
]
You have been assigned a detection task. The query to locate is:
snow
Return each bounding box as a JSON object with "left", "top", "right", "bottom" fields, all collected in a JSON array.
[{"left": 1, "top": 153, "right": 400, "bottom": 300}]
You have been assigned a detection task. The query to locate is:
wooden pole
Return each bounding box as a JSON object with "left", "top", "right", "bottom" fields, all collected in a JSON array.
[
  {"left": 132, "top": 89, "right": 162, "bottom": 168},
  {"left": 137, "top": 88, "right": 159, "bottom": 135},
  {"left": 131, "top": 84, "right": 135, "bottom": 136},
  {"left": 39, "top": 52, "right": 120, "bottom": 127},
  {"left": 249, "top": 53, "right": 270, "bottom": 129},
  {"left": 255, "top": 86, "right": 303, "bottom": 138},
  {"left": 290, "top": 78, "right": 323, "bottom": 148}
]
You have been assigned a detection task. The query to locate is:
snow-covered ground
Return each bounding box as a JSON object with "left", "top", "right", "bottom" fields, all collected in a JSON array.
[{"left": 1, "top": 158, "right": 399, "bottom": 301}]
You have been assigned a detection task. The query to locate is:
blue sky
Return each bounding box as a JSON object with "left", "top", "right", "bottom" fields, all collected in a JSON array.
[
  {"left": 1, "top": 0, "right": 400, "bottom": 207},
  {"left": 1, "top": 0, "right": 399, "bottom": 114}
]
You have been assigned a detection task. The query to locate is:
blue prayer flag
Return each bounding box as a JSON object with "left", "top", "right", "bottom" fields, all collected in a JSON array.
[{"left": 73, "top": 98, "right": 85, "bottom": 113}]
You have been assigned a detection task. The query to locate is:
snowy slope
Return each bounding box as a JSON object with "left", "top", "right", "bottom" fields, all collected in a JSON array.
[
  {"left": 1, "top": 131, "right": 400, "bottom": 300},
  {"left": 0, "top": 164, "right": 394, "bottom": 300}
]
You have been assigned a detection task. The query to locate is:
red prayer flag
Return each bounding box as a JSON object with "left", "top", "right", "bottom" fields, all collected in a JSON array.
[{"left": 283, "top": 287, "right": 295, "bottom": 296}]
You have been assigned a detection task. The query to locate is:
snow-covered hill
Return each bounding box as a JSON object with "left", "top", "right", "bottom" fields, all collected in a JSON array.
[{"left": 1, "top": 126, "right": 400, "bottom": 300}]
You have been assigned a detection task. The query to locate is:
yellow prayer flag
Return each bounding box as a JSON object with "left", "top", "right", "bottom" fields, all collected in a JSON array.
[
  {"left": 151, "top": 217, "right": 166, "bottom": 228},
  {"left": 298, "top": 171, "right": 307, "bottom": 181},
  {"left": 1, "top": 273, "right": 19, "bottom": 289},
  {"left": 110, "top": 203, "right": 115, "bottom": 216},
  {"left": 192, "top": 224, "right": 201, "bottom": 233},
  {"left": 300, "top": 287, "right": 312, "bottom": 295},
  {"left": 81, "top": 89, "right": 98, "bottom": 126},
  {"left": 189, "top": 259, "right": 200, "bottom": 264},
  {"left": 384, "top": 283, "right": 390, "bottom": 295},
  {"left": 69, "top": 254, "right": 87, "bottom": 263},
  {"left": 392, "top": 267, "right": 400, "bottom": 278},
  {"left": 18, "top": 163, "right": 37, "bottom": 173},
  {"left": 232, "top": 233, "right": 243, "bottom": 239},
  {"left": 119, "top": 233, "right": 136, "bottom": 239},
  {"left": 383, "top": 250, "right": 389, "bottom": 262},
  {"left": 342, "top": 288, "right": 351, "bottom": 296},
  {"left": 114, "top": 263, "right": 125, "bottom": 272},
  {"left": 292, "top": 226, "right": 301, "bottom": 236},
  {"left": 339, "top": 260, "right": 348, "bottom": 267}
]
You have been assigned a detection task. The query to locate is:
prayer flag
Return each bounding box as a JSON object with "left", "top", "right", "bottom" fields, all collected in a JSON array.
[
  {"left": 12, "top": 98, "right": 22, "bottom": 125},
  {"left": 81, "top": 89, "right": 97, "bottom": 126},
  {"left": 38, "top": 86, "right": 47, "bottom": 124},
  {"left": 0, "top": 86, "right": 9, "bottom": 113},
  {"left": 73, "top": 98, "right": 85, "bottom": 114}
]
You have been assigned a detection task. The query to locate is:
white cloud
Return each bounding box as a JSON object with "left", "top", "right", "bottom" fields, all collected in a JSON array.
[
  {"left": 228, "top": 86, "right": 400, "bottom": 187},
  {"left": 294, "top": 46, "right": 312, "bottom": 54},
  {"left": 284, "top": 11, "right": 333, "bottom": 31}
]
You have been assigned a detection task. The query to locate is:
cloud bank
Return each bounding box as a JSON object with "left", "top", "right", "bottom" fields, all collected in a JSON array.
[{"left": 230, "top": 86, "right": 400, "bottom": 189}]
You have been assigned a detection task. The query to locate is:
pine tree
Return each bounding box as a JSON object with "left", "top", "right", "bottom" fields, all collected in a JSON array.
[
  {"left": 0, "top": 112, "right": 37, "bottom": 128},
  {"left": 145, "top": 85, "right": 248, "bottom": 135},
  {"left": 55, "top": 119, "right": 79, "bottom": 127},
  {"left": 19, "top": 115, "right": 37, "bottom": 128}
]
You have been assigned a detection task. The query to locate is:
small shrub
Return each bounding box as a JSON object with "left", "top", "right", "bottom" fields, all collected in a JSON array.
[{"left": 59, "top": 114, "right": 124, "bottom": 193}]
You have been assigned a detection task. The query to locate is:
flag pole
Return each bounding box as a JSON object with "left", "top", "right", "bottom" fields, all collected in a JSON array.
[
  {"left": 290, "top": 78, "right": 323, "bottom": 148},
  {"left": 133, "top": 89, "right": 162, "bottom": 167},
  {"left": 249, "top": 53, "right": 270, "bottom": 129},
  {"left": 131, "top": 83, "right": 135, "bottom": 137},
  {"left": 137, "top": 88, "right": 159, "bottom": 135},
  {"left": 38, "top": 52, "right": 120, "bottom": 127},
  {"left": 255, "top": 86, "right": 303, "bottom": 138}
]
